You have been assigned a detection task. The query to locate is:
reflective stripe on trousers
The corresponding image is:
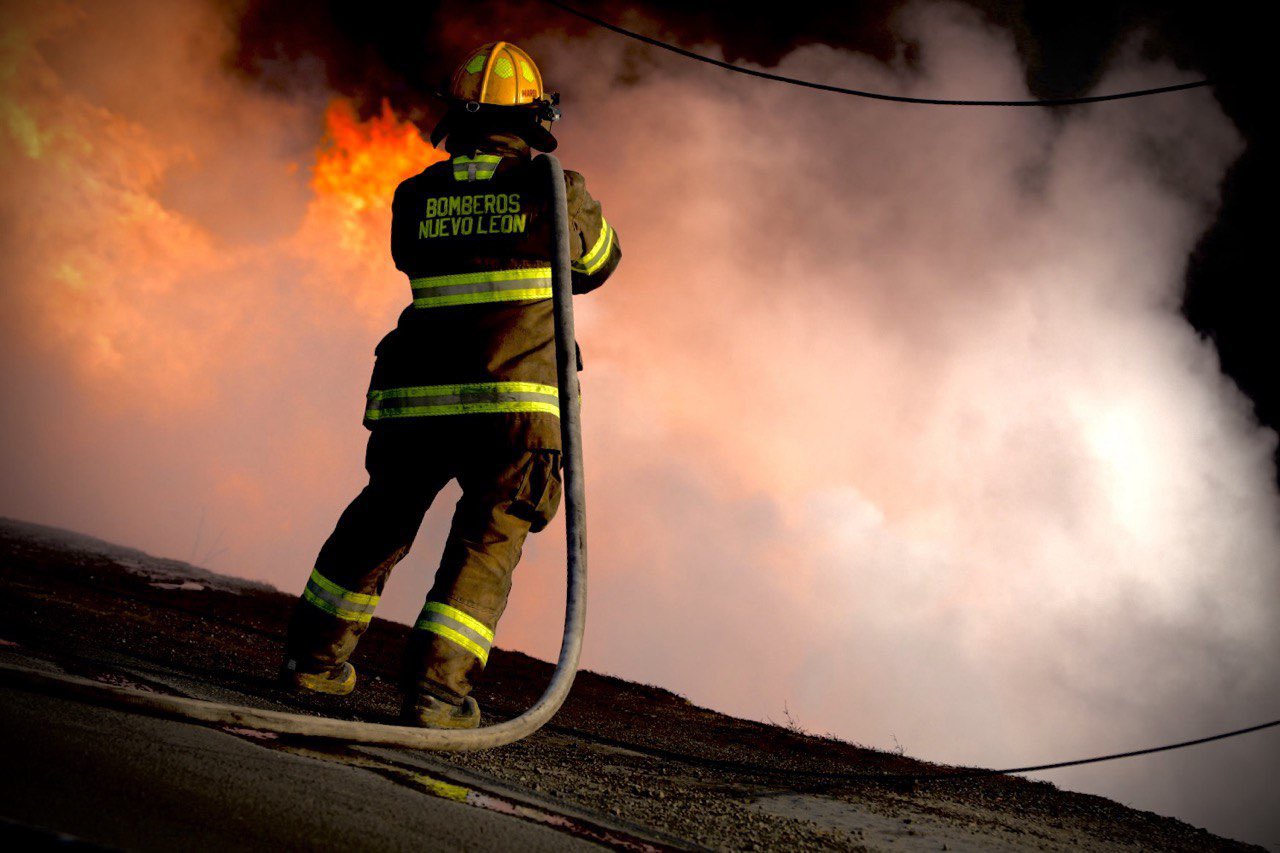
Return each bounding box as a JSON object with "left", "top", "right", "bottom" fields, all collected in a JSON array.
[
  {"left": 410, "top": 267, "right": 552, "bottom": 308},
  {"left": 414, "top": 601, "right": 495, "bottom": 665},
  {"left": 301, "top": 568, "right": 380, "bottom": 623},
  {"left": 365, "top": 381, "right": 560, "bottom": 421}
]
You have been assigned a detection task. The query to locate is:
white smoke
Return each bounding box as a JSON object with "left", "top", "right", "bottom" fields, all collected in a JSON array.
[
  {"left": 1, "top": 0, "right": 1275, "bottom": 845},
  {"left": 505, "top": 3, "right": 1280, "bottom": 843}
]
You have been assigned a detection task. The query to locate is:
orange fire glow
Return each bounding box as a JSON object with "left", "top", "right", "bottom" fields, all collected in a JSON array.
[
  {"left": 312, "top": 98, "right": 447, "bottom": 212},
  {"left": 298, "top": 98, "right": 448, "bottom": 323}
]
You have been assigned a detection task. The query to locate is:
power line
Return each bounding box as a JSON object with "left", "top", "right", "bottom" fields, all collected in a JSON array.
[
  {"left": 913, "top": 717, "right": 1280, "bottom": 782},
  {"left": 540, "top": 0, "right": 1213, "bottom": 106},
  {"left": 555, "top": 716, "right": 1280, "bottom": 785}
]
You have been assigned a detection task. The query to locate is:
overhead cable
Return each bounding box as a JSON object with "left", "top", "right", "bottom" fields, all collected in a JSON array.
[
  {"left": 541, "top": 0, "right": 1212, "bottom": 106},
  {"left": 555, "top": 717, "right": 1280, "bottom": 785},
  {"left": 917, "top": 716, "right": 1280, "bottom": 782}
]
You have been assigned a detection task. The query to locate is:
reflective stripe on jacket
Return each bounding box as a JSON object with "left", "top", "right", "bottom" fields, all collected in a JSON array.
[
  {"left": 365, "top": 381, "right": 560, "bottom": 421},
  {"left": 409, "top": 267, "right": 552, "bottom": 309}
]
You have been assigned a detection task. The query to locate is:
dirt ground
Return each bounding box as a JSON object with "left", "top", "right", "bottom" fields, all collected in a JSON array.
[{"left": 0, "top": 517, "right": 1261, "bottom": 851}]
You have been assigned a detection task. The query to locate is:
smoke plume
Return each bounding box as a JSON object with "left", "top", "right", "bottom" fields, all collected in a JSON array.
[{"left": 1, "top": 0, "right": 1275, "bottom": 844}]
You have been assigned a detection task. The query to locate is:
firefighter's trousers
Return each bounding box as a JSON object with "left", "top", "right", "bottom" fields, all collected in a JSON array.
[{"left": 283, "top": 419, "right": 562, "bottom": 703}]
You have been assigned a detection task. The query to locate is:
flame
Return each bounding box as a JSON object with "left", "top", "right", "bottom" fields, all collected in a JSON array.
[
  {"left": 1, "top": 35, "right": 443, "bottom": 410},
  {"left": 298, "top": 98, "right": 448, "bottom": 322},
  {"left": 312, "top": 98, "right": 446, "bottom": 211}
]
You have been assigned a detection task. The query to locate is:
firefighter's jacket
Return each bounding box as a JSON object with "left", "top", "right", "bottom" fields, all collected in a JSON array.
[{"left": 366, "top": 135, "right": 620, "bottom": 449}]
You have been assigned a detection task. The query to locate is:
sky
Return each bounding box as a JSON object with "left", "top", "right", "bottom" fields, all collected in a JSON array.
[{"left": 1, "top": 0, "right": 1277, "bottom": 847}]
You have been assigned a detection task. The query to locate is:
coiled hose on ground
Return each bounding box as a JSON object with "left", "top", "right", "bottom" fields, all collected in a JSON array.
[{"left": 0, "top": 153, "right": 588, "bottom": 752}]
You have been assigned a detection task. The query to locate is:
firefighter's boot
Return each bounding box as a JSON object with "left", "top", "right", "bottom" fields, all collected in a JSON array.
[
  {"left": 401, "top": 693, "right": 481, "bottom": 729},
  {"left": 280, "top": 660, "right": 357, "bottom": 696}
]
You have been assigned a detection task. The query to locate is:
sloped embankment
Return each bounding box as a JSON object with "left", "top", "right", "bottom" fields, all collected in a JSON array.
[{"left": 0, "top": 517, "right": 1259, "bottom": 851}]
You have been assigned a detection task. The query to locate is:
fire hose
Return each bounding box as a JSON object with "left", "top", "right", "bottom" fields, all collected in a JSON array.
[{"left": 0, "top": 153, "right": 588, "bottom": 751}]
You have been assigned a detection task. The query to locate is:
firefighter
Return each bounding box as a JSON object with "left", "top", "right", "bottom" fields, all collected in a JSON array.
[{"left": 280, "top": 42, "right": 620, "bottom": 728}]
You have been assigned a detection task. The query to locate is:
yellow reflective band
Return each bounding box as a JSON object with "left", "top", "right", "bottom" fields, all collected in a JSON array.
[
  {"left": 453, "top": 169, "right": 499, "bottom": 181},
  {"left": 365, "top": 381, "right": 560, "bottom": 421},
  {"left": 413, "top": 287, "right": 552, "bottom": 308},
  {"left": 303, "top": 587, "right": 375, "bottom": 623},
  {"left": 585, "top": 217, "right": 611, "bottom": 260},
  {"left": 452, "top": 155, "right": 503, "bottom": 182},
  {"left": 416, "top": 621, "right": 490, "bottom": 665},
  {"left": 422, "top": 601, "right": 495, "bottom": 641},
  {"left": 367, "top": 400, "right": 559, "bottom": 419},
  {"left": 368, "top": 381, "right": 558, "bottom": 401},
  {"left": 411, "top": 267, "right": 552, "bottom": 309},
  {"left": 412, "top": 267, "right": 551, "bottom": 290},
  {"left": 308, "top": 569, "right": 378, "bottom": 606},
  {"left": 572, "top": 218, "right": 614, "bottom": 275}
]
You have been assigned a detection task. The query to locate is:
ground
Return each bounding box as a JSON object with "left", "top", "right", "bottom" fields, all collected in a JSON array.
[{"left": 0, "top": 517, "right": 1261, "bottom": 851}]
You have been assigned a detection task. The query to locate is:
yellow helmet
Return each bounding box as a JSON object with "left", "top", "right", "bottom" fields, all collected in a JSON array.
[
  {"left": 432, "top": 42, "right": 561, "bottom": 151},
  {"left": 450, "top": 42, "right": 545, "bottom": 107}
]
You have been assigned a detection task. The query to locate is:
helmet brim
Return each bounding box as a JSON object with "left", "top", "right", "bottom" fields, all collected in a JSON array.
[
  {"left": 429, "top": 102, "right": 559, "bottom": 152},
  {"left": 524, "top": 121, "right": 559, "bottom": 152}
]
